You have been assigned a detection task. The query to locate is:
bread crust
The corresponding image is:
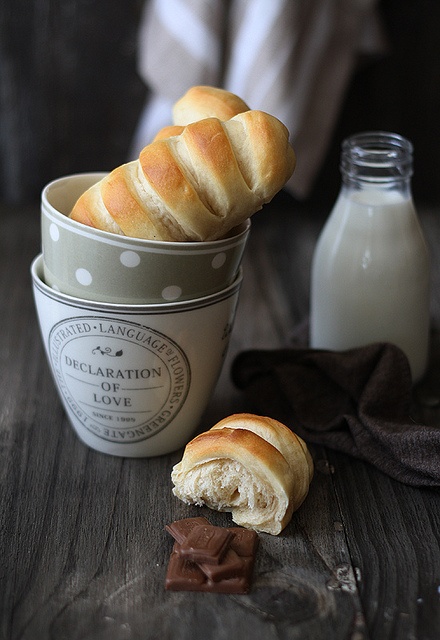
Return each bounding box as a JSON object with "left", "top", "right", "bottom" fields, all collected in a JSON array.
[
  {"left": 101, "top": 164, "right": 176, "bottom": 240},
  {"left": 139, "top": 138, "right": 218, "bottom": 240},
  {"left": 211, "top": 413, "right": 314, "bottom": 506},
  {"left": 173, "top": 85, "right": 250, "bottom": 126},
  {"left": 69, "top": 180, "right": 122, "bottom": 235},
  {"left": 153, "top": 125, "right": 184, "bottom": 141}
]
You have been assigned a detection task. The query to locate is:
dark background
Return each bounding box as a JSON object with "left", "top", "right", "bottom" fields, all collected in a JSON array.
[{"left": 1, "top": 0, "right": 439, "bottom": 208}]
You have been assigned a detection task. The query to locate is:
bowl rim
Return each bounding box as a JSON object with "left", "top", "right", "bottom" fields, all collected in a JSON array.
[
  {"left": 41, "top": 172, "right": 251, "bottom": 251},
  {"left": 31, "top": 254, "right": 243, "bottom": 313}
]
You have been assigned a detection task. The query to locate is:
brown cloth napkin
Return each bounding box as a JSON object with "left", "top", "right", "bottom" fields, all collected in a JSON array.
[{"left": 232, "top": 342, "right": 440, "bottom": 487}]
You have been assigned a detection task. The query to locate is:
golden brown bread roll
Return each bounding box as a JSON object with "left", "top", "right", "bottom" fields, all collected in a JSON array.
[
  {"left": 154, "top": 86, "right": 249, "bottom": 142},
  {"left": 172, "top": 85, "right": 250, "bottom": 126},
  {"left": 70, "top": 110, "right": 296, "bottom": 241},
  {"left": 171, "top": 413, "right": 314, "bottom": 535}
]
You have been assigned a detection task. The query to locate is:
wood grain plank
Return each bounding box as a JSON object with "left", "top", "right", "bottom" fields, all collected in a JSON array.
[{"left": 1, "top": 201, "right": 439, "bottom": 640}]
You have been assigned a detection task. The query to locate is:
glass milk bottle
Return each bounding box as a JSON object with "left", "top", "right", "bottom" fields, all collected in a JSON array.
[{"left": 310, "top": 131, "right": 431, "bottom": 382}]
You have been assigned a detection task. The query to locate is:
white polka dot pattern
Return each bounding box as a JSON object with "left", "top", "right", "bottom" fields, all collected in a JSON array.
[
  {"left": 211, "top": 252, "right": 226, "bottom": 269},
  {"left": 120, "top": 251, "right": 141, "bottom": 267},
  {"left": 75, "top": 268, "right": 93, "bottom": 286},
  {"left": 161, "top": 285, "right": 183, "bottom": 301},
  {"left": 49, "top": 223, "right": 60, "bottom": 242}
]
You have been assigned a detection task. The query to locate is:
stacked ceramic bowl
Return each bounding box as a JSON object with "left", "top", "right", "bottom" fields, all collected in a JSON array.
[{"left": 31, "top": 173, "right": 249, "bottom": 458}]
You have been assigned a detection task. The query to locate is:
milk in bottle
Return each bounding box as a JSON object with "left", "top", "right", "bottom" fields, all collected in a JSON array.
[{"left": 310, "top": 132, "right": 431, "bottom": 382}]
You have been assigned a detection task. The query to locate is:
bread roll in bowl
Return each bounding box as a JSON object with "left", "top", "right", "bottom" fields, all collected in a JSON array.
[
  {"left": 70, "top": 110, "right": 295, "bottom": 242},
  {"left": 154, "top": 85, "right": 249, "bottom": 142},
  {"left": 171, "top": 413, "right": 313, "bottom": 535},
  {"left": 173, "top": 85, "right": 250, "bottom": 126}
]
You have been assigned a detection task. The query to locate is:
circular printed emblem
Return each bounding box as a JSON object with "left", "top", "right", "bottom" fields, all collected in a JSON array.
[{"left": 49, "top": 317, "right": 191, "bottom": 443}]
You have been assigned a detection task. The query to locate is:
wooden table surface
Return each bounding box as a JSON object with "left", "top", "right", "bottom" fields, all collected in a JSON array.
[{"left": 1, "top": 194, "right": 440, "bottom": 640}]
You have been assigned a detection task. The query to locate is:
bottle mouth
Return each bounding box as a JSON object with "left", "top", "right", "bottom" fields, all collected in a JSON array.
[{"left": 341, "top": 131, "right": 413, "bottom": 182}]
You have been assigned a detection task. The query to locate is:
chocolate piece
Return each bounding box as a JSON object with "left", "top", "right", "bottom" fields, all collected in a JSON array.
[
  {"left": 164, "top": 518, "right": 259, "bottom": 594},
  {"left": 165, "top": 551, "right": 206, "bottom": 591},
  {"left": 178, "top": 524, "right": 232, "bottom": 565},
  {"left": 165, "top": 547, "right": 252, "bottom": 593},
  {"left": 199, "top": 547, "right": 244, "bottom": 582},
  {"left": 165, "top": 517, "right": 211, "bottom": 544},
  {"left": 172, "top": 542, "right": 244, "bottom": 583},
  {"left": 227, "top": 527, "right": 260, "bottom": 557}
]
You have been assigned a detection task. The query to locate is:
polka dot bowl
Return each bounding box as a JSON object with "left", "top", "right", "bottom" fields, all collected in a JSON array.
[{"left": 41, "top": 173, "right": 250, "bottom": 304}]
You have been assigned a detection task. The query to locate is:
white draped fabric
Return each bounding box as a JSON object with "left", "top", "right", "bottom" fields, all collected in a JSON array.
[{"left": 131, "top": 0, "right": 386, "bottom": 198}]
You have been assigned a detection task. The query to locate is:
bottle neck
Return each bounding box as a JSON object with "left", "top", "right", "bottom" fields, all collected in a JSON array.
[{"left": 340, "top": 131, "right": 413, "bottom": 195}]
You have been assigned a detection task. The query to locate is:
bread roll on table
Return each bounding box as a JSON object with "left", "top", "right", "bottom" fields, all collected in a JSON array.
[{"left": 171, "top": 414, "right": 313, "bottom": 535}]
